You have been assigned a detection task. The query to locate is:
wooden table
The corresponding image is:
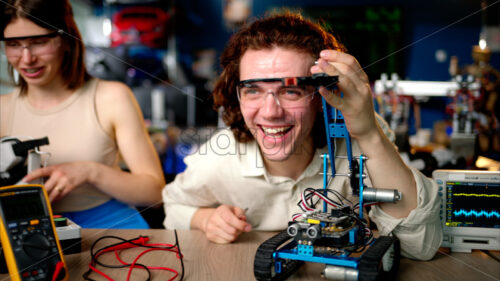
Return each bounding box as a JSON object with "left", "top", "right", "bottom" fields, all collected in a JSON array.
[{"left": 2, "top": 229, "right": 499, "bottom": 280}]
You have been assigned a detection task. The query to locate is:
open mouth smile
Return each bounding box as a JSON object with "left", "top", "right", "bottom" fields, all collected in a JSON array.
[{"left": 260, "top": 125, "right": 293, "bottom": 138}]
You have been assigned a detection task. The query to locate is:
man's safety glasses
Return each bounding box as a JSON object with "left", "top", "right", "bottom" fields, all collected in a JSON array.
[
  {"left": 237, "top": 78, "right": 316, "bottom": 109},
  {"left": 236, "top": 75, "right": 339, "bottom": 108},
  {"left": 2, "top": 31, "right": 63, "bottom": 58}
]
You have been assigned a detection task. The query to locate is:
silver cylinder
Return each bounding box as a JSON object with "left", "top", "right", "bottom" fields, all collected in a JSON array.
[
  {"left": 363, "top": 187, "right": 402, "bottom": 203},
  {"left": 306, "top": 224, "right": 321, "bottom": 239},
  {"left": 322, "top": 265, "right": 359, "bottom": 281},
  {"left": 287, "top": 224, "right": 300, "bottom": 237}
]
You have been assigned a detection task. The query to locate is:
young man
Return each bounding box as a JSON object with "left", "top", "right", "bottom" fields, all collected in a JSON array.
[{"left": 162, "top": 12, "right": 442, "bottom": 260}]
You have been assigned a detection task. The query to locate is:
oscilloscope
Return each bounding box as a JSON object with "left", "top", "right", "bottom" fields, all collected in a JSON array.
[{"left": 433, "top": 169, "right": 500, "bottom": 253}]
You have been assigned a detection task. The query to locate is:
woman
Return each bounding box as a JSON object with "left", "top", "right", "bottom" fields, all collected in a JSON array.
[{"left": 0, "top": 0, "right": 165, "bottom": 228}]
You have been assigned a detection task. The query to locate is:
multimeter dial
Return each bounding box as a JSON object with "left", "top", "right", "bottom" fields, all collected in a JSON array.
[
  {"left": 0, "top": 185, "right": 67, "bottom": 281},
  {"left": 6, "top": 217, "right": 61, "bottom": 280},
  {"left": 23, "top": 232, "right": 52, "bottom": 260}
]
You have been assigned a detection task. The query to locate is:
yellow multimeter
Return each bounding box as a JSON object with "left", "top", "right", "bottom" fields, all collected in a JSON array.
[{"left": 0, "top": 184, "right": 67, "bottom": 281}]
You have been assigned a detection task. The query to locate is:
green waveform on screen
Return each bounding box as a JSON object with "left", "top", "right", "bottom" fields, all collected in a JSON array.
[{"left": 453, "top": 193, "right": 500, "bottom": 198}]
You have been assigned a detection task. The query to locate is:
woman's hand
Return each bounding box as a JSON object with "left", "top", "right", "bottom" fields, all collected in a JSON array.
[
  {"left": 22, "top": 161, "right": 94, "bottom": 202},
  {"left": 311, "top": 50, "right": 378, "bottom": 141}
]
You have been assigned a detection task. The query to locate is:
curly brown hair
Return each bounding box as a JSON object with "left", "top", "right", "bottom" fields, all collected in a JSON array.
[{"left": 212, "top": 11, "right": 346, "bottom": 147}]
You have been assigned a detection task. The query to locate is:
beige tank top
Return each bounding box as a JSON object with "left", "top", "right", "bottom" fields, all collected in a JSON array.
[{"left": 5, "top": 78, "right": 118, "bottom": 212}]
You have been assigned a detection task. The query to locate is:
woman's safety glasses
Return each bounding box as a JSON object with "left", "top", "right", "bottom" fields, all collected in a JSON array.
[{"left": 2, "top": 31, "right": 62, "bottom": 58}]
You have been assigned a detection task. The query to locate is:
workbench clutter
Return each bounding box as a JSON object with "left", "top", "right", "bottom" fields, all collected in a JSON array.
[{"left": 84, "top": 232, "right": 184, "bottom": 281}]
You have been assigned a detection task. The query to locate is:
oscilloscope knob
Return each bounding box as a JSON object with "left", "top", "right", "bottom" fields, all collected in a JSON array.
[{"left": 22, "top": 233, "right": 51, "bottom": 260}]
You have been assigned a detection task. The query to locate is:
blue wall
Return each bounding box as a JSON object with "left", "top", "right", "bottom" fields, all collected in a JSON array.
[
  {"left": 179, "top": 0, "right": 498, "bottom": 80},
  {"left": 176, "top": 0, "right": 498, "bottom": 130}
]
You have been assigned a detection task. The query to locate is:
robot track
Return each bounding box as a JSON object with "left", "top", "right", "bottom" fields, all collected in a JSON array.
[
  {"left": 358, "top": 236, "right": 400, "bottom": 281},
  {"left": 254, "top": 230, "right": 304, "bottom": 281}
]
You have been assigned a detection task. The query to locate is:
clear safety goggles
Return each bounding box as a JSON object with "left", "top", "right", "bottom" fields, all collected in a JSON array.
[
  {"left": 236, "top": 78, "right": 317, "bottom": 109},
  {"left": 236, "top": 75, "right": 339, "bottom": 108},
  {"left": 2, "top": 31, "right": 63, "bottom": 58}
]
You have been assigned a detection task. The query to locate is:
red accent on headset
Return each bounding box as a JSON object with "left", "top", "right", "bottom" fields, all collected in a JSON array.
[{"left": 284, "top": 77, "right": 298, "bottom": 86}]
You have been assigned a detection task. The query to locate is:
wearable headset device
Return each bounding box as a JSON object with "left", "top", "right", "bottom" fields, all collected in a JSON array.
[
  {"left": 0, "top": 184, "right": 67, "bottom": 281},
  {"left": 238, "top": 73, "right": 339, "bottom": 89}
]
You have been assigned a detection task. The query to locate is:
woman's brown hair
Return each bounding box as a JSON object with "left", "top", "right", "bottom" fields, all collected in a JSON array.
[
  {"left": 212, "top": 11, "right": 346, "bottom": 147},
  {"left": 1, "top": 0, "right": 90, "bottom": 94}
]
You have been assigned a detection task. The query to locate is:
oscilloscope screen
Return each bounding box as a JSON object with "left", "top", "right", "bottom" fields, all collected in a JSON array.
[{"left": 446, "top": 181, "right": 500, "bottom": 228}]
